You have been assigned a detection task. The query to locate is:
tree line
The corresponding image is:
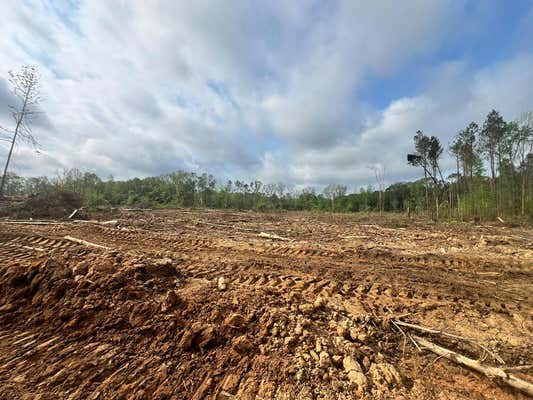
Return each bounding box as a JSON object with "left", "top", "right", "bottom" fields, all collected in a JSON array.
[{"left": 3, "top": 103, "right": 531, "bottom": 223}]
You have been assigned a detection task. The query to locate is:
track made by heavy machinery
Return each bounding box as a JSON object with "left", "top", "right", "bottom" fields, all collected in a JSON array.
[{"left": 0, "top": 210, "right": 531, "bottom": 399}]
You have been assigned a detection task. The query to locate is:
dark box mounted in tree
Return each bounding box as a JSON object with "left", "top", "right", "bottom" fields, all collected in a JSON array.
[{"left": 407, "top": 154, "right": 422, "bottom": 163}]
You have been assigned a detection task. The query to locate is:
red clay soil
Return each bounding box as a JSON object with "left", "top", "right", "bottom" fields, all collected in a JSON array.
[{"left": 0, "top": 209, "right": 531, "bottom": 399}]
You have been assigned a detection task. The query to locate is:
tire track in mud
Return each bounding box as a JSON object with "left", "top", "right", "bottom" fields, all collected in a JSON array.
[
  {"left": 44, "top": 223, "right": 526, "bottom": 274},
  {"left": 4, "top": 227, "right": 518, "bottom": 321},
  {"left": 0, "top": 234, "right": 88, "bottom": 265},
  {"left": 176, "top": 259, "right": 446, "bottom": 319},
  {"left": 43, "top": 224, "right": 519, "bottom": 317},
  {"left": 175, "top": 249, "right": 522, "bottom": 321},
  {"left": 0, "top": 330, "right": 171, "bottom": 399}
]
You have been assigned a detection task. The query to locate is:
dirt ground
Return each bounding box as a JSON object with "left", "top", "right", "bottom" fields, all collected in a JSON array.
[{"left": 0, "top": 209, "right": 531, "bottom": 399}]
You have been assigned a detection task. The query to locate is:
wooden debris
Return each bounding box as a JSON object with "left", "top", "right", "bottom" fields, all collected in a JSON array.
[
  {"left": 503, "top": 365, "right": 533, "bottom": 372},
  {"left": 258, "top": 232, "right": 290, "bottom": 241},
  {"left": 72, "top": 219, "right": 99, "bottom": 224},
  {"left": 68, "top": 209, "right": 79, "bottom": 219},
  {"left": 0, "top": 220, "right": 63, "bottom": 225},
  {"left": 393, "top": 320, "right": 504, "bottom": 364},
  {"left": 63, "top": 235, "right": 110, "bottom": 250},
  {"left": 72, "top": 219, "right": 118, "bottom": 226},
  {"left": 413, "top": 335, "right": 533, "bottom": 396}
]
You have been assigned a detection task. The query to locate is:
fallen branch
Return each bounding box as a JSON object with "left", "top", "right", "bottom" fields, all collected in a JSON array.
[
  {"left": 72, "top": 219, "right": 118, "bottom": 226},
  {"left": 413, "top": 335, "right": 533, "bottom": 396},
  {"left": 68, "top": 209, "right": 79, "bottom": 219},
  {"left": 391, "top": 320, "right": 419, "bottom": 354},
  {"left": 1, "top": 220, "right": 63, "bottom": 225},
  {"left": 63, "top": 235, "right": 110, "bottom": 250},
  {"left": 503, "top": 365, "right": 533, "bottom": 372},
  {"left": 258, "top": 231, "right": 290, "bottom": 241},
  {"left": 393, "top": 320, "right": 504, "bottom": 364}
]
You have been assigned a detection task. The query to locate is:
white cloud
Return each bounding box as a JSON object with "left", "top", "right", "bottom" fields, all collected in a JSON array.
[
  {"left": 255, "top": 53, "right": 533, "bottom": 189},
  {"left": 0, "top": 1, "right": 531, "bottom": 190}
]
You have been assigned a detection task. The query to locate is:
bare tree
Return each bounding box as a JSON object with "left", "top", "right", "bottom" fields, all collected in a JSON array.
[
  {"left": 369, "top": 164, "right": 385, "bottom": 215},
  {"left": 517, "top": 112, "right": 533, "bottom": 216},
  {"left": 0, "top": 65, "right": 41, "bottom": 197}
]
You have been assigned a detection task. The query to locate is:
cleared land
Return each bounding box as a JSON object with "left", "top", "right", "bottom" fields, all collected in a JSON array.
[{"left": 0, "top": 209, "right": 531, "bottom": 399}]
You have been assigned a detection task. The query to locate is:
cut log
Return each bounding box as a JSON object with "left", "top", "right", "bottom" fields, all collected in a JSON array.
[
  {"left": 413, "top": 335, "right": 533, "bottom": 396},
  {"left": 258, "top": 232, "right": 290, "bottom": 241},
  {"left": 73, "top": 219, "right": 118, "bottom": 226},
  {"left": 504, "top": 365, "right": 533, "bottom": 372},
  {"left": 63, "top": 235, "right": 110, "bottom": 250},
  {"left": 72, "top": 219, "right": 100, "bottom": 224},
  {"left": 1, "top": 220, "right": 64, "bottom": 225}
]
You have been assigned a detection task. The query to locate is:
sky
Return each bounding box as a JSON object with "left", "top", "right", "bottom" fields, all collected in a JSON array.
[{"left": 1, "top": 0, "right": 532, "bottom": 191}]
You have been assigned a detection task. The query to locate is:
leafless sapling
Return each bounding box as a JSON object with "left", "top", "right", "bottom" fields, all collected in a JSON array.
[{"left": 0, "top": 65, "right": 42, "bottom": 197}]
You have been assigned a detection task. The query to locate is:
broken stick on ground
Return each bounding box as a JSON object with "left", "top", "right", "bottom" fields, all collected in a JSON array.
[
  {"left": 258, "top": 231, "right": 290, "bottom": 241},
  {"left": 63, "top": 235, "right": 111, "bottom": 250},
  {"left": 413, "top": 335, "right": 533, "bottom": 396},
  {"left": 392, "top": 320, "right": 504, "bottom": 364}
]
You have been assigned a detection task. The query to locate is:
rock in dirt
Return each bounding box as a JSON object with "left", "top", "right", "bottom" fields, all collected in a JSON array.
[
  {"left": 343, "top": 357, "right": 368, "bottom": 391},
  {"left": 369, "top": 362, "right": 401, "bottom": 388},
  {"left": 72, "top": 261, "right": 89, "bottom": 276},
  {"left": 349, "top": 328, "right": 368, "bottom": 343},
  {"left": 232, "top": 335, "right": 254, "bottom": 354},
  {"left": 224, "top": 313, "right": 247, "bottom": 329},
  {"left": 298, "top": 303, "right": 314, "bottom": 314},
  {"left": 332, "top": 355, "right": 343, "bottom": 367},
  {"left": 179, "top": 323, "right": 216, "bottom": 351},
  {"left": 347, "top": 370, "right": 368, "bottom": 391},
  {"left": 319, "top": 351, "right": 331, "bottom": 369},
  {"left": 343, "top": 356, "right": 363, "bottom": 373},
  {"left": 314, "top": 296, "right": 327, "bottom": 309},
  {"left": 217, "top": 276, "right": 229, "bottom": 291},
  {"left": 160, "top": 290, "right": 182, "bottom": 312},
  {"left": 145, "top": 258, "right": 175, "bottom": 277},
  {"left": 284, "top": 335, "right": 297, "bottom": 347}
]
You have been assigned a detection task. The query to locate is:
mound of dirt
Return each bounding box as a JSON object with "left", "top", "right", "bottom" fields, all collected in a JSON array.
[{"left": 0, "top": 189, "right": 81, "bottom": 219}]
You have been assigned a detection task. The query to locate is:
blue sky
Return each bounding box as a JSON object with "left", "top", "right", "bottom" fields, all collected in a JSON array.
[
  {"left": 361, "top": 1, "right": 533, "bottom": 109},
  {"left": 0, "top": 1, "right": 532, "bottom": 190}
]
